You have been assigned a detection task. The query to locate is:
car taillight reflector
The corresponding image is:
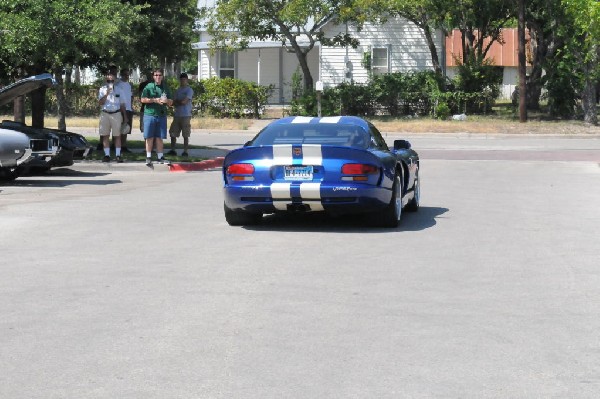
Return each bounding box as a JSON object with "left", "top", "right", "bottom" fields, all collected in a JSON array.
[
  {"left": 227, "top": 163, "right": 254, "bottom": 175},
  {"left": 341, "top": 163, "right": 378, "bottom": 175}
]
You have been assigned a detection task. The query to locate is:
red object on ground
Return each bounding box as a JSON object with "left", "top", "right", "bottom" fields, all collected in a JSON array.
[{"left": 169, "top": 157, "right": 225, "bottom": 173}]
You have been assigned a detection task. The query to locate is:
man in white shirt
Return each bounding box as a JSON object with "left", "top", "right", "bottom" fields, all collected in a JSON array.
[{"left": 98, "top": 72, "right": 126, "bottom": 162}]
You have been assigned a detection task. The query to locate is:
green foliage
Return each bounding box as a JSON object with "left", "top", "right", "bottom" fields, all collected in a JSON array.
[
  {"left": 288, "top": 88, "right": 341, "bottom": 116},
  {"left": 199, "top": 77, "right": 273, "bottom": 118},
  {"left": 369, "top": 71, "right": 444, "bottom": 116},
  {"left": 132, "top": 0, "right": 200, "bottom": 68},
  {"left": 451, "top": 54, "right": 502, "bottom": 113},
  {"left": 336, "top": 82, "right": 376, "bottom": 116},
  {"left": 0, "top": 0, "right": 145, "bottom": 78},
  {"left": 288, "top": 69, "right": 499, "bottom": 118},
  {"left": 435, "top": 102, "right": 451, "bottom": 120},
  {"left": 544, "top": 49, "right": 581, "bottom": 118},
  {"left": 0, "top": 0, "right": 199, "bottom": 80}
]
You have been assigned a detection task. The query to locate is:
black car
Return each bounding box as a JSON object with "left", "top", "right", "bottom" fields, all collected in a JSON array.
[
  {"left": 0, "top": 74, "right": 90, "bottom": 176},
  {"left": 0, "top": 120, "right": 90, "bottom": 169}
]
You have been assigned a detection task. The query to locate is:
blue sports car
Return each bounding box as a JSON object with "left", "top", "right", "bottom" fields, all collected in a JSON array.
[{"left": 223, "top": 116, "right": 420, "bottom": 227}]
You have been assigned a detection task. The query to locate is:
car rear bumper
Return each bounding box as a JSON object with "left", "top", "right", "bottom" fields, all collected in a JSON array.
[{"left": 224, "top": 182, "right": 392, "bottom": 215}]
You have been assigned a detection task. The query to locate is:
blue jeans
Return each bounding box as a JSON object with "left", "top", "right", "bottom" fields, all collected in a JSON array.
[{"left": 143, "top": 115, "right": 167, "bottom": 139}]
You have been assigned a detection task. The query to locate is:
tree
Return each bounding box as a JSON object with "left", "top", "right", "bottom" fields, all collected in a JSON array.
[
  {"left": 0, "top": 0, "right": 145, "bottom": 129},
  {"left": 0, "top": 0, "right": 200, "bottom": 129},
  {"left": 445, "top": 0, "right": 513, "bottom": 64},
  {"left": 128, "top": 0, "right": 200, "bottom": 75},
  {"left": 200, "top": 0, "right": 360, "bottom": 91},
  {"left": 524, "top": 0, "right": 565, "bottom": 110},
  {"left": 562, "top": 0, "right": 599, "bottom": 125}
]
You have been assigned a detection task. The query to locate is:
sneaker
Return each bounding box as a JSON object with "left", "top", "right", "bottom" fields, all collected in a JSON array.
[
  {"left": 102, "top": 155, "right": 110, "bottom": 163},
  {"left": 145, "top": 157, "right": 152, "bottom": 166},
  {"left": 116, "top": 156, "right": 124, "bottom": 163},
  {"left": 167, "top": 149, "right": 177, "bottom": 156},
  {"left": 158, "top": 157, "right": 170, "bottom": 164},
  {"left": 181, "top": 151, "right": 189, "bottom": 157}
]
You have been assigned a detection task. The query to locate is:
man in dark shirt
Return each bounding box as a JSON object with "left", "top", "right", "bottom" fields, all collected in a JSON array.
[{"left": 140, "top": 68, "right": 173, "bottom": 165}]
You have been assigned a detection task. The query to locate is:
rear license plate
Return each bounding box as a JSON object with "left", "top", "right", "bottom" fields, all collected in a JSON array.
[{"left": 284, "top": 165, "right": 313, "bottom": 180}]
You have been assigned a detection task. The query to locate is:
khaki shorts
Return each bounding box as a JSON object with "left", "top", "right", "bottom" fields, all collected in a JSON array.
[
  {"left": 99, "top": 111, "right": 123, "bottom": 136},
  {"left": 169, "top": 116, "right": 192, "bottom": 138}
]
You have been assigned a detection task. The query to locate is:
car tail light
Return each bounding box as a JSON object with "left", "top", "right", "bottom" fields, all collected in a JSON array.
[
  {"left": 342, "top": 163, "right": 378, "bottom": 175},
  {"left": 227, "top": 163, "right": 255, "bottom": 181},
  {"left": 341, "top": 163, "right": 378, "bottom": 181}
]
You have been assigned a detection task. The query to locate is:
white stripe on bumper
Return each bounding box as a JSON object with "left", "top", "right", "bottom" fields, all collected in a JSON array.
[
  {"left": 269, "top": 182, "right": 324, "bottom": 211},
  {"left": 300, "top": 182, "right": 321, "bottom": 199}
]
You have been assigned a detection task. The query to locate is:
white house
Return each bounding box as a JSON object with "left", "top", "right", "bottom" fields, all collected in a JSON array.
[{"left": 192, "top": 8, "right": 444, "bottom": 104}]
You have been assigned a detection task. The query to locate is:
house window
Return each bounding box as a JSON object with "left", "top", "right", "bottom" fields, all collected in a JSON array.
[
  {"left": 219, "top": 51, "right": 235, "bottom": 78},
  {"left": 372, "top": 47, "right": 389, "bottom": 75}
]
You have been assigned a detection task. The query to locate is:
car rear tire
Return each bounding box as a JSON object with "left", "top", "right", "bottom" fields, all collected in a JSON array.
[
  {"left": 224, "top": 203, "right": 262, "bottom": 226},
  {"left": 372, "top": 173, "right": 402, "bottom": 228},
  {"left": 0, "top": 167, "right": 21, "bottom": 182},
  {"left": 405, "top": 171, "right": 420, "bottom": 212}
]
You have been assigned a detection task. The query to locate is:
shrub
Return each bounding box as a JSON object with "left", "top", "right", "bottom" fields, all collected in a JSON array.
[
  {"left": 336, "top": 82, "right": 376, "bottom": 116},
  {"left": 452, "top": 54, "right": 502, "bottom": 113},
  {"left": 199, "top": 77, "right": 273, "bottom": 118},
  {"left": 435, "top": 101, "right": 451, "bottom": 120}
]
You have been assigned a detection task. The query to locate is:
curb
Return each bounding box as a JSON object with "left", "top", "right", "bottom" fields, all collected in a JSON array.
[{"left": 169, "top": 157, "right": 225, "bottom": 173}]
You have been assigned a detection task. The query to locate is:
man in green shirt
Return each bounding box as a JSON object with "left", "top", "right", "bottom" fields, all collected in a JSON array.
[{"left": 140, "top": 68, "right": 173, "bottom": 165}]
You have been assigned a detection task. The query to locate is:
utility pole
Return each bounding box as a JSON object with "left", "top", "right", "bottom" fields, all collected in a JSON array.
[{"left": 518, "top": 0, "right": 527, "bottom": 122}]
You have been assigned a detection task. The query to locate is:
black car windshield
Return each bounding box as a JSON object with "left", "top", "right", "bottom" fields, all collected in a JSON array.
[{"left": 251, "top": 123, "right": 370, "bottom": 149}]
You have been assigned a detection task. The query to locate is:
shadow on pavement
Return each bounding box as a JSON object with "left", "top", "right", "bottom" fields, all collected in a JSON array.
[
  {"left": 241, "top": 206, "right": 448, "bottom": 233},
  {"left": 23, "top": 168, "right": 112, "bottom": 178},
  {"left": 5, "top": 178, "right": 122, "bottom": 188}
]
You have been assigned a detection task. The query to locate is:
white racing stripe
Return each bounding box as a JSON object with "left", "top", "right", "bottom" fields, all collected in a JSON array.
[
  {"left": 291, "top": 116, "right": 314, "bottom": 124},
  {"left": 302, "top": 145, "right": 323, "bottom": 165},
  {"left": 272, "top": 145, "right": 293, "bottom": 165},
  {"left": 300, "top": 183, "right": 323, "bottom": 211},
  {"left": 269, "top": 182, "right": 324, "bottom": 212},
  {"left": 271, "top": 182, "right": 291, "bottom": 210},
  {"left": 300, "top": 183, "right": 321, "bottom": 200},
  {"left": 319, "top": 116, "right": 341, "bottom": 124}
]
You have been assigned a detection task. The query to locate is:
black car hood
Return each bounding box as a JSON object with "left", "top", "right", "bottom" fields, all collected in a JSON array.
[{"left": 0, "top": 74, "right": 55, "bottom": 106}]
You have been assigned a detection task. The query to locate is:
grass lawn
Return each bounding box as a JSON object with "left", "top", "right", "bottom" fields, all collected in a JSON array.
[
  {"left": 36, "top": 115, "right": 253, "bottom": 131},
  {"left": 4, "top": 103, "right": 599, "bottom": 136},
  {"left": 85, "top": 138, "right": 213, "bottom": 163}
]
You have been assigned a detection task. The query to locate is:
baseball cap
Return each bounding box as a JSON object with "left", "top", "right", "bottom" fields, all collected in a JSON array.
[{"left": 179, "top": 73, "right": 188, "bottom": 79}]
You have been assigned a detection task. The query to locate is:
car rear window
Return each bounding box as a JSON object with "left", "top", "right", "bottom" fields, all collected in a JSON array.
[{"left": 251, "top": 123, "right": 370, "bottom": 149}]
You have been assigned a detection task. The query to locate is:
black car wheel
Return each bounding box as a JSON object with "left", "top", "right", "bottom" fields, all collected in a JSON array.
[
  {"left": 0, "top": 167, "right": 21, "bottom": 182},
  {"left": 224, "top": 203, "right": 262, "bottom": 226},
  {"left": 372, "top": 173, "right": 402, "bottom": 228},
  {"left": 405, "top": 171, "right": 420, "bottom": 212}
]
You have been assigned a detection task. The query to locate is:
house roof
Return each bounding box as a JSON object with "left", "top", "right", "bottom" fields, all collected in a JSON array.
[{"left": 192, "top": 37, "right": 314, "bottom": 50}]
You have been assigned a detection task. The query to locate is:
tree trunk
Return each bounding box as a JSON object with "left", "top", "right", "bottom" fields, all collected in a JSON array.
[
  {"left": 582, "top": 59, "right": 598, "bottom": 125},
  {"left": 13, "top": 96, "right": 25, "bottom": 124},
  {"left": 31, "top": 87, "right": 46, "bottom": 129},
  {"left": 518, "top": 0, "right": 527, "bottom": 122},
  {"left": 296, "top": 50, "right": 314, "bottom": 92},
  {"left": 53, "top": 67, "right": 67, "bottom": 131},
  {"left": 422, "top": 23, "right": 442, "bottom": 76}
]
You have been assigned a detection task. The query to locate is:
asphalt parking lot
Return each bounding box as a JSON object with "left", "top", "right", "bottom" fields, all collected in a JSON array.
[{"left": 1, "top": 131, "right": 600, "bottom": 398}]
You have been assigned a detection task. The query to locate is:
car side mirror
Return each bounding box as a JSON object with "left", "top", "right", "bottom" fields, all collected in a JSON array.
[{"left": 394, "top": 139, "right": 411, "bottom": 150}]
